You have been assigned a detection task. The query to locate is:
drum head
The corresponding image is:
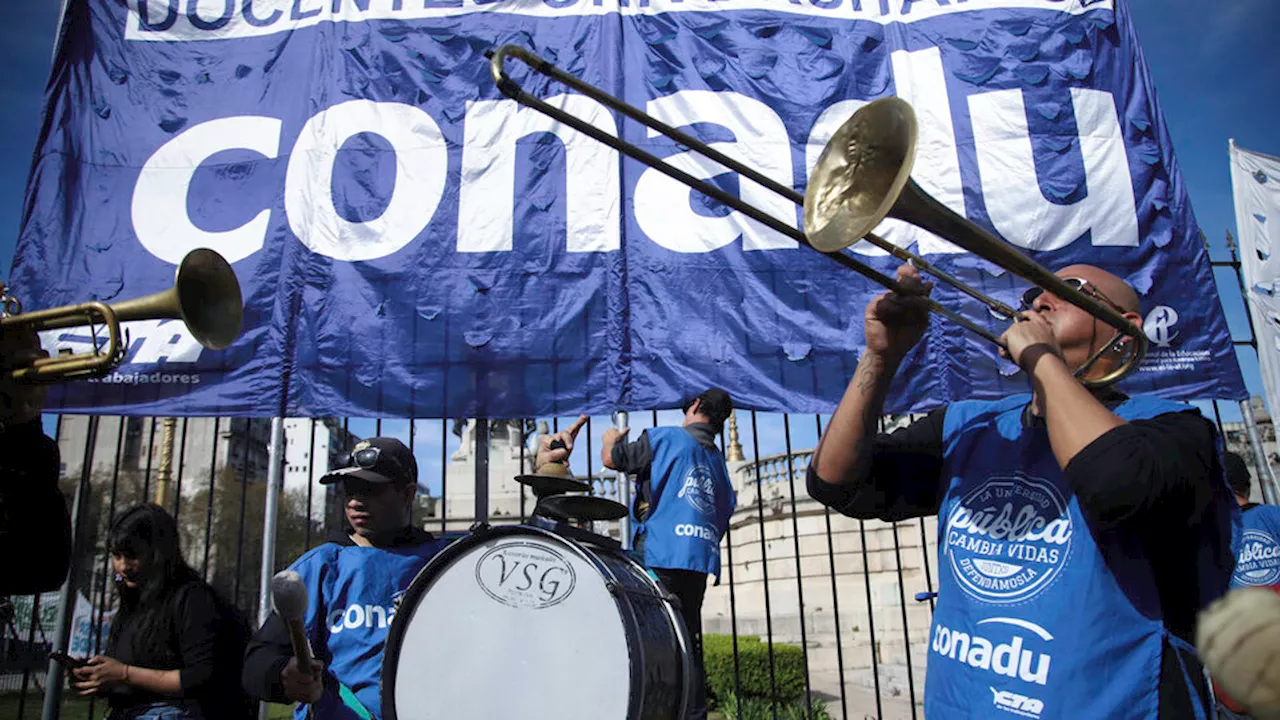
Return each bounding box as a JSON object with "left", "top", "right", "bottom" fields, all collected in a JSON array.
[
  {"left": 535, "top": 494, "right": 629, "bottom": 522},
  {"left": 384, "top": 528, "right": 632, "bottom": 720}
]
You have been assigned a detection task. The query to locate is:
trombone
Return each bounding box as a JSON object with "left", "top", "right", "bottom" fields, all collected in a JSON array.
[
  {"left": 0, "top": 248, "right": 244, "bottom": 382},
  {"left": 486, "top": 45, "right": 1147, "bottom": 386}
]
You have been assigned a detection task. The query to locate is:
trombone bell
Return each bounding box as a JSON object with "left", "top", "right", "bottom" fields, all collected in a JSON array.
[
  {"left": 1, "top": 248, "right": 244, "bottom": 382},
  {"left": 801, "top": 95, "right": 1148, "bottom": 385},
  {"left": 804, "top": 97, "right": 918, "bottom": 254}
]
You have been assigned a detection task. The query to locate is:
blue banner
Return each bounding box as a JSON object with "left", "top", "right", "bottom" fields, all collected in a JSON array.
[{"left": 10, "top": 0, "right": 1245, "bottom": 417}]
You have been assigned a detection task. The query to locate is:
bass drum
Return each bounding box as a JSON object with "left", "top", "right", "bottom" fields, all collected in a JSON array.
[{"left": 382, "top": 524, "right": 692, "bottom": 720}]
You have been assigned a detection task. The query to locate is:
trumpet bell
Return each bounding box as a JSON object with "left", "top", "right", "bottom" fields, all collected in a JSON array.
[
  {"left": 804, "top": 97, "right": 918, "bottom": 253},
  {"left": 1, "top": 248, "right": 245, "bottom": 382},
  {"left": 107, "top": 247, "right": 244, "bottom": 350},
  {"left": 173, "top": 248, "right": 243, "bottom": 350}
]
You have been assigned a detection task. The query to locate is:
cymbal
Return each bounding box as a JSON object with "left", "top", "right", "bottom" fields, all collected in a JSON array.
[
  {"left": 535, "top": 494, "right": 629, "bottom": 523},
  {"left": 514, "top": 473, "right": 591, "bottom": 498}
]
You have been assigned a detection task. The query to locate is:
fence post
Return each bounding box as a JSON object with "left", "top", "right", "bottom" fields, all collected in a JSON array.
[
  {"left": 1239, "top": 400, "right": 1280, "bottom": 505},
  {"left": 613, "top": 411, "right": 630, "bottom": 549},
  {"left": 475, "top": 420, "right": 489, "bottom": 524},
  {"left": 42, "top": 416, "right": 99, "bottom": 720},
  {"left": 256, "top": 417, "right": 286, "bottom": 720}
]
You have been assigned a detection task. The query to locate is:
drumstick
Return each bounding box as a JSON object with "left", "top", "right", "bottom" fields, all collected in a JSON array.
[{"left": 271, "top": 570, "right": 314, "bottom": 675}]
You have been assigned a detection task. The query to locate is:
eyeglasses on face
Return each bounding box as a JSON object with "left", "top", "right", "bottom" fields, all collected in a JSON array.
[{"left": 1019, "top": 277, "right": 1126, "bottom": 315}]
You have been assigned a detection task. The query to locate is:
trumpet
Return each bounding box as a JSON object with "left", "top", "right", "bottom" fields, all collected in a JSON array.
[
  {"left": 486, "top": 45, "right": 1147, "bottom": 386},
  {"left": 0, "top": 248, "right": 244, "bottom": 382}
]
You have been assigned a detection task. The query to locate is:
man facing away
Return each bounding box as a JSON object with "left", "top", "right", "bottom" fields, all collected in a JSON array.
[
  {"left": 807, "top": 263, "right": 1238, "bottom": 719},
  {"left": 537, "top": 391, "right": 737, "bottom": 720}
]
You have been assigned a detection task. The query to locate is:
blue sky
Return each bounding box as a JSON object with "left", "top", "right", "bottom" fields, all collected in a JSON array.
[{"left": 3, "top": 1, "right": 1278, "bottom": 492}]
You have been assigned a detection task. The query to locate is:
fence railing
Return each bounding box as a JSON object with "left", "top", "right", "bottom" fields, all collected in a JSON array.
[{"left": 3, "top": 397, "right": 1276, "bottom": 720}]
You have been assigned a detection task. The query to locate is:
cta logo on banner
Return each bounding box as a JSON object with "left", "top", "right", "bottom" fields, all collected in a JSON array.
[
  {"left": 10, "top": 0, "right": 1247, "bottom": 418},
  {"left": 38, "top": 320, "right": 208, "bottom": 387}
]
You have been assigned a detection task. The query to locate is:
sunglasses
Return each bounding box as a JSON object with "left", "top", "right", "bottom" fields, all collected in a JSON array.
[
  {"left": 346, "top": 446, "right": 408, "bottom": 476},
  {"left": 1019, "top": 277, "right": 1126, "bottom": 314}
]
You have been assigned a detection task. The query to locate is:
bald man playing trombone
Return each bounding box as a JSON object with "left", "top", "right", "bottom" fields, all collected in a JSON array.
[{"left": 808, "top": 263, "right": 1239, "bottom": 720}]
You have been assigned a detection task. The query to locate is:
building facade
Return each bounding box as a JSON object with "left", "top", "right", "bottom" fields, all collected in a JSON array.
[
  {"left": 1221, "top": 396, "right": 1280, "bottom": 503},
  {"left": 57, "top": 415, "right": 273, "bottom": 502},
  {"left": 282, "top": 417, "right": 358, "bottom": 521}
]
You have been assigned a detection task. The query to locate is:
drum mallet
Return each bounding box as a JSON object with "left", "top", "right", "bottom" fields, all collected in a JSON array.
[{"left": 271, "top": 569, "right": 315, "bottom": 674}]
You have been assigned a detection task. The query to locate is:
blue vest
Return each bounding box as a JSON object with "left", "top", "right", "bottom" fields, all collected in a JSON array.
[
  {"left": 931, "top": 394, "right": 1238, "bottom": 720},
  {"left": 1231, "top": 504, "right": 1280, "bottom": 588},
  {"left": 631, "top": 426, "right": 736, "bottom": 578},
  {"left": 290, "top": 538, "right": 450, "bottom": 720}
]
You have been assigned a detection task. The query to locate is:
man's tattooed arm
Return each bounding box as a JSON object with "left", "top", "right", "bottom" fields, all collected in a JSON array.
[{"left": 812, "top": 349, "right": 903, "bottom": 487}]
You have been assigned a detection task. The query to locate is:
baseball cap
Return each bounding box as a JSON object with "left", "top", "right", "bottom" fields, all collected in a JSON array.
[
  {"left": 682, "top": 388, "right": 732, "bottom": 413},
  {"left": 321, "top": 437, "right": 417, "bottom": 487},
  {"left": 1224, "top": 451, "right": 1252, "bottom": 499}
]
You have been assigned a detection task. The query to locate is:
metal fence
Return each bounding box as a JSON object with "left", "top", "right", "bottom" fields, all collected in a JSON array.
[
  {"left": 3, "top": 398, "right": 1277, "bottom": 720},
  {"left": 3, "top": 238, "right": 1279, "bottom": 720}
]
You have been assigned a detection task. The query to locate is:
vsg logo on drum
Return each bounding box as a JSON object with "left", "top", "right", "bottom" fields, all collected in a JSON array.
[{"left": 475, "top": 541, "right": 577, "bottom": 610}]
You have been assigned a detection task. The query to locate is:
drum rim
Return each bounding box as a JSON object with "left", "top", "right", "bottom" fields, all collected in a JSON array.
[{"left": 381, "top": 524, "right": 655, "bottom": 720}]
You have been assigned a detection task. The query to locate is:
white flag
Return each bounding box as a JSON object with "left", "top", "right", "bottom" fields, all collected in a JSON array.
[{"left": 1231, "top": 141, "right": 1280, "bottom": 421}]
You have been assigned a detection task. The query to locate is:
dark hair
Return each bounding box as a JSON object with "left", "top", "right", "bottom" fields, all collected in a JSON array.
[
  {"left": 1224, "top": 451, "right": 1252, "bottom": 500},
  {"left": 685, "top": 388, "right": 733, "bottom": 435},
  {"left": 106, "top": 504, "right": 201, "bottom": 662}
]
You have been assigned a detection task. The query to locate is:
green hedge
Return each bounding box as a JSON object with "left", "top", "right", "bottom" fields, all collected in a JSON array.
[
  {"left": 702, "top": 634, "right": 807, "bottom": 705},
  {"left": 715, "top": 691, "right": 832, "bottom": 720}
]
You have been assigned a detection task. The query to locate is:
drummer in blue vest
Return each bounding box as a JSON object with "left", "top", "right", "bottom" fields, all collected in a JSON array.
[
  {"left": 537, "top": 392, "right": 737, "bottom": 720},
  {"left": 808, "top": 263, "right": 1238, "bottom": 719},
  {"left": 242, "top": 437, "right": 449, "bottom": 720}
]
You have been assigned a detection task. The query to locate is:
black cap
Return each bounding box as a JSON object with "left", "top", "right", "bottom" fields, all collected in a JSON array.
[
  {"left": 682, "top": 388, "right": 732, "bottom": 413},
  {"left": 321, "top": 437, "right": 417, "bottom": 487},
  {"left": 1224, "top": 451, "right": 1252, "bottom": 499},
  {"left": 683, "top": 387, "right": 733, "bottom": 431}
]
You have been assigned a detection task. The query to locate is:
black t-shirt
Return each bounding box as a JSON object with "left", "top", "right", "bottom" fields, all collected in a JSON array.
[
  {"left": 806, "top": 398, "right": 1225, "bottom": 720},
  {"left": 107, "top": 578, "right": 254, "bottom": 719}
]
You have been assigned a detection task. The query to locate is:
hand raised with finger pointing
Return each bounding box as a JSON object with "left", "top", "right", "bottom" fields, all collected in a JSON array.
[{"left": 536, "top": 414, "right": 588, "bottom": 469}]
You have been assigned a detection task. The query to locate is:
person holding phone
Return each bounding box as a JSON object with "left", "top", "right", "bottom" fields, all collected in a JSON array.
[
  {"left": 70, "top": 504, "right": 253, "bottom": 720},
  {"left": 49, "top": 650, "right": 90, "bottom": 671}
]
